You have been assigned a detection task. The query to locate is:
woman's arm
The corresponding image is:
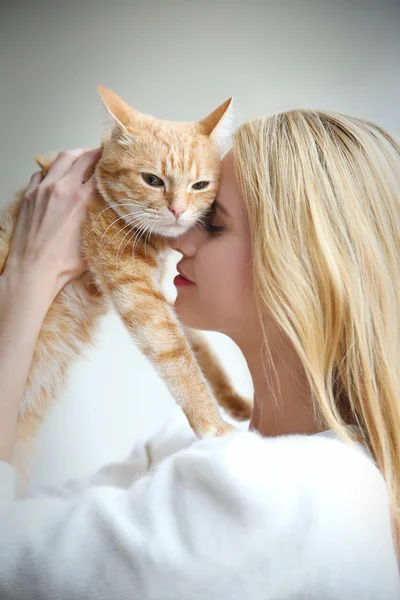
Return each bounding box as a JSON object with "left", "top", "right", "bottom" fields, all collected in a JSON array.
[
  {"left": 26, "top": 411, "right": 197, "bottom": 499},
  {"left": 0, "top": 148, "right": 101, "bottom": 462},
  {"left": 0, "top": 275, "right": 53, "bottom": 462}
]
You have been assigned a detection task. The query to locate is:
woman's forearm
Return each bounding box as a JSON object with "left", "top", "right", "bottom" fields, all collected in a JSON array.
[{"left": 0, "top": 271, "right": 52, "bottom": 463}]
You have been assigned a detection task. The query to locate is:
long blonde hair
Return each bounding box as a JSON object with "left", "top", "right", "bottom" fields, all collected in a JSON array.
[{"left": 232, "top": 110, "right": 400, "bottom": 554}]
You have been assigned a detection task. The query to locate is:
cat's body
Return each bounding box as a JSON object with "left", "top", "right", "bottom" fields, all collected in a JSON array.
[{"left": 1, "top": 87, "right": 251, "bottom": 492}]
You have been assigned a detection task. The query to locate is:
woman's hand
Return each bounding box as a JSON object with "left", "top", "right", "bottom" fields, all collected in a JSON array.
[
  {"left": 2, "top": 147, "right": 102, "bottom": 306},
  {"left": 0, "top": 147, "right": 101, "bottom": 463}
]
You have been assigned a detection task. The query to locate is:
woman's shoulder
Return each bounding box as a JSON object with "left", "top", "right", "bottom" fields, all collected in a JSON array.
[
  {"left": 152, "top": 412, "right": 390, "bottom": 542},
  {"left": 167, "top": 412, "right": 377, "bottom": 480},
  {"left": 149, "top": 411, "right": 383, "bottom": 507},
  {"left": 152, "top": 416, "right": 399, "bottom": 595}
]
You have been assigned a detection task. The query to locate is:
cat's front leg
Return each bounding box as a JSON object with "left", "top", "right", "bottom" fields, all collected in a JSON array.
[
  {"left": 183, "top": 327, "right": 253, "bottom": 422},
  {"left": 91, "top": 249, "right": 233, "bottom": 438}
]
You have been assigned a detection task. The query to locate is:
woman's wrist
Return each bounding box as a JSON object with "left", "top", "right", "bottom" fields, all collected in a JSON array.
[{"left": 0, "top": 268, "right": 56, "bottom": 324}]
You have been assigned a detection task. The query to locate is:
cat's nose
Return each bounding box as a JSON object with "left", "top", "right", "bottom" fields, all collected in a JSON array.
[{"left": 169, "top": 207, "right": 186, "bottom": 220}]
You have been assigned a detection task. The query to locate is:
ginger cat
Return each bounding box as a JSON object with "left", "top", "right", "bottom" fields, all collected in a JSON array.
[{"left": 0, "top": 86, "right": 252, "bottom": 493}]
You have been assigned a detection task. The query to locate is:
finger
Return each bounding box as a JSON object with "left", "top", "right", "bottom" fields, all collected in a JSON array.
[
  {"left": 41, "top": 148, "right": 88, "bottom": 187},
  {"left": 82, "top": 172, "right": 98, "bottom": 191},
  {"left": 23, "top": 171, "right": 42, "bottom": 197},
  {"left": 66, "top": 148, "right": 102, "bottom": 183}
]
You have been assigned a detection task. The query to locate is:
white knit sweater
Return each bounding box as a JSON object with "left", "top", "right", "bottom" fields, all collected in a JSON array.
[{"left": 0, "top": 413, "right": 398, "bottom": 599}]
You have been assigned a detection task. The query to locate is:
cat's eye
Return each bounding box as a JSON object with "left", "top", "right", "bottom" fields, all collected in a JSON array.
[
  {"left": 192, "top": 181, "right": 209, "bottom": 190},
  {"left": 142, "top": 173, "right": 164, "bottom": 187}
]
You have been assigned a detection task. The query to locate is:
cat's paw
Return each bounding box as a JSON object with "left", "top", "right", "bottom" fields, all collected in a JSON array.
[
  {"left": 221, "top": 393, "right": 253, "bottom": 422},
  {"left": 215, "top": 421, "right": 236, "bottom": 437},
  {"left": 196, "top": 419, "right": 236, "bottom": 438}
]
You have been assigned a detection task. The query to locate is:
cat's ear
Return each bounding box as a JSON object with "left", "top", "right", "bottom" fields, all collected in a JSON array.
[
  {"left": 98, "top": 85, "right": 145, "bottom": 131},
  {"left": 198, "top": 98, "right": 234, "bottom": 154},
  {"left": 34, "top": 153, "right": 58, "bottom": 177}
]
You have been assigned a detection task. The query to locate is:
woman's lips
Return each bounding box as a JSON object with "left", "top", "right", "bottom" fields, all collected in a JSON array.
[
  {"left": 175, "top": 263, "right": 195, "bottom": 286},
  {"left": 174, "top": 274, "right": 194, "bottom": 286}
]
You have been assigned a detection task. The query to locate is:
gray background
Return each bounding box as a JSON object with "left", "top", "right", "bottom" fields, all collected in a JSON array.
[{"left": 1, "top": 0, "right": 399, "bottom": 486}]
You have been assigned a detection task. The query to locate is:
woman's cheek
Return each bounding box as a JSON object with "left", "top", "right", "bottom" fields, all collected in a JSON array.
[{"left": 208, "top": 265, "right": 238, "bottom": 315}]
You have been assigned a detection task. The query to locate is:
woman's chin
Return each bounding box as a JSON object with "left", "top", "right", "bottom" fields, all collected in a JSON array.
[{"left": 174, "top": 301, "right": 205, "bottom": 330}]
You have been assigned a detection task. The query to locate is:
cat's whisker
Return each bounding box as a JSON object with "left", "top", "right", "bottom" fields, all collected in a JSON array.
[
  {"left": 116, "top": 227, "right": 139, "bottom": 270},
  {"left": 130, "top": 199, "right": 157, "bottom": 207},
  {"left": 115, "top": 217, "right": 151, "bottom": 269},
  {"left": 143, "top": 219, "right": 157, "bottom": 259},
  {"left": 125, "top": 212, "right": 152, "bottom": 225},
  {"left": 93, "top": 202, "right": 137, "bottom": 224},
  {"left": 116, "top": 215, "right": 154, "bottom": 266},
  {"left": 99, "top": 211, "right": 152, "bottom": 255},
  {"left": 194, "top": 213, "right": 208, "bottom": 226},
  {"left": 146, "top": 219, "right": 159, "bottom": 257},
  {"left": 94, "top": 204, "right": 120, "bottom": 224},
  {"left": 99, "top": 217, "right": 145, "bottom": 256},
  {"left": 124, "top": 215, "right": 154, "bottom": 237},
  {"left": 115, "top": 224, "right": 135, "bottom": 266},
  {"left": 127, "top": 206, "right": 159, "bottom": 218},
  {"left": 148, "top": 218, "right": 159, "bottom": 244},
  {"left": 130, "top": 230, "right": 141, "bottom": 262},
  {"left": 98, "top": 214, "right": 131, "bottom": 250},
  {"left": 115, "top": 228, "right": 134, "bottom": 273},
  {"left": 193, "top": 220, "right": 206, "bottom": 232},
  {"left": 124, "top": 214, "right": 162, "bottom": 242},
  {"left": 93, "top": 196, "right": 159, "bottom": 227},
  {"left": 130, "top": 226, "right": 147, "bottom": 265},
  {"left": 134, "top": 214, "right": 157, "bottom": 254},
  {"left": 137, "top": 219, "right": 153, "bottom": 261}
]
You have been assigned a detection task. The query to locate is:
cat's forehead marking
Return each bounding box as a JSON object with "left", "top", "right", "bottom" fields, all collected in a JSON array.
[
  {"left": 163, "top": 152, "right": 195, "bottom": 179},
  {"left": 123, "top": 121, "right": 216, "bottom": 185},
  {"left": 157, "top": 133, "right": 200, "bottom": 182}
]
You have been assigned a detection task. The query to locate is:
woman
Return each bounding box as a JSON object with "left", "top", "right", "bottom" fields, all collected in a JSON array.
[{"left": 0, "top": 111, "right": 399, "bottom": 599}]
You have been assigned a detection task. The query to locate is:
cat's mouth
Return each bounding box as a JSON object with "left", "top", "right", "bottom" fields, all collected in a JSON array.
[
  {"left": 118, "top": 206, "right": 190, "bottom": 240},
  {"left": 155, "top": 220, "right": 192, "bottom": 239}
]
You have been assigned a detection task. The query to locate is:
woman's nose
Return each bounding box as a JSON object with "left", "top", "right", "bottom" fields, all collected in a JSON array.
[{"left": 168, "top": 226, "right": 203, "bottom": 256}]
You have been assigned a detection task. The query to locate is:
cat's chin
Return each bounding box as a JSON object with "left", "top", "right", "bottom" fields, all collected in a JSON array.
[{"left": 156, "top": 224, "right": 190, "bottom": 239}]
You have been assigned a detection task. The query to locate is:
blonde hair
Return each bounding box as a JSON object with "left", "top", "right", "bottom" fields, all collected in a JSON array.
[{"left": 232, "top": 110, "right": 400, "bottom": 555}]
